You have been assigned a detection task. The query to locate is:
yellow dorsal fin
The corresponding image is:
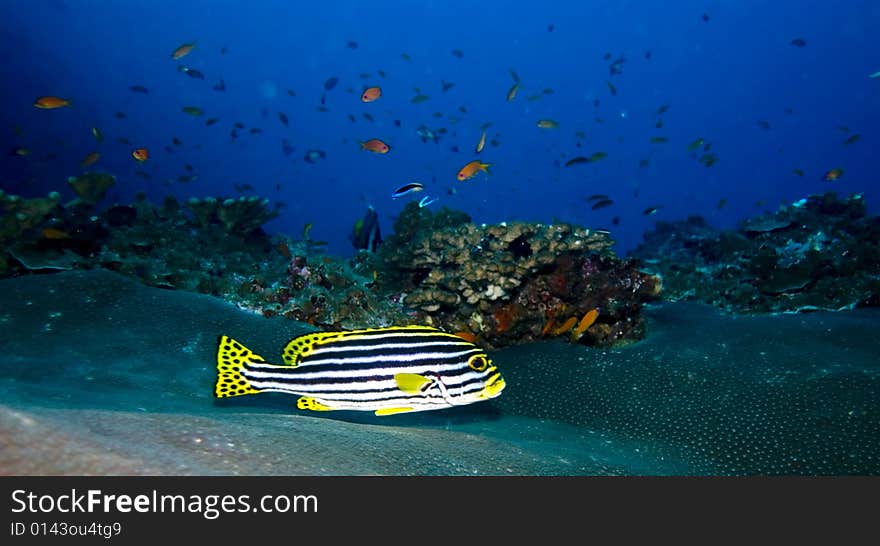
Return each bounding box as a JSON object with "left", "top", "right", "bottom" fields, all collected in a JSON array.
[
  {"left": 394, "top": 373, "right": 433, "bottom": 394},
  {"left": 281, "top": 326, "right": 444, "bottom": 366},
  {"left": 281, "top": 331, "right": 343, "bottom": 366},
  {"left": 375, "top": 407, "right": 415, "bottom": 416}
]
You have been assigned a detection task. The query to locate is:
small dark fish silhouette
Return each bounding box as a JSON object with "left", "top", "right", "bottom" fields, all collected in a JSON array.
[
  {"left": 441, "top": 80, "right": 455, "bottom": 92},
  {"left": 324, "top": 77, "right": 339, "bottom": 91},
  {"left": 213, "top": 79, "right": 226, "bottom": 91},
  {"left": 606, "top": 80, "right": 617, "bottom": 96},
  {"left": 757, "top": 120, "right": 771, "bottom": 130},
  {"left": 564, "top": 156, "right": 590, "bottom": 167},
  {"left": 115, "top": 111, "right": 126, "bottom": 119},
  {"left": 129, "top": 85, "right": 149, "bottom": 93},
  {"left": 205, "top": 117, "right": 219, "bottom": 126},
  {"left": 843, "top": 134, "right": 860, "bottom": 146},
  {"left": 278, "top": 112, "right": 289, "bottom": 127},
  {"left": 591, "top": 199, "right": 614, "bottom": 211},
  {"left": 547, "top": 24, "right": 555, "bottom": 32},
  {"left": 451, "top": 49, "right": 464, "bottom": 58},
  {"left": 791, "top": 38, "right": 807, "bottom": 47},
  {"left": 346, "top": 40, "right": 358, "bottom": 49},
  {"left": 179, "top": 66, "right": 205, "bottom": 79},
  {"left": 701, "top": 13, "right": 710, "bottom": 22}
]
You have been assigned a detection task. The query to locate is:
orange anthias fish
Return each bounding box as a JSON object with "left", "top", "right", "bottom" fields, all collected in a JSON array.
[
  {"left": 551, "top": 316, "right": 578, "bottom": 336},
  {"left": 41, "top": 227, "right": 71, "bottom": 240},
  {"left": 171, "top": 42, "right": 196, "bottom": 60},
  {"left": 81, "top": 151, "right": 100, "bottom": 167},
  {"left": 454, "top": 331, "right": 478, "bottom": 343},
  {"left": 360, "top": 139, "right": 390, "bottom": 153},
  {"left": 33, "top": 96, "right": 71, "bottom": 109},
  {"left": 823, "top": 168, "right": 843, "bottom": 181},
  {"left": 131, "top": 148, "right": 149, "bottom": 162},
  {"left": 570, "top": 308, "right": 599, "bottom": 342},
  {"left": 457, "top": 160, "right": 492, "bottom": 181},
  {"left": 361, "top": 86, "right": 382, "bottom": 103}
]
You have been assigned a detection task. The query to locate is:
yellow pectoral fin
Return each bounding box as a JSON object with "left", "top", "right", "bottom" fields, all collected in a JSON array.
[
  {"left": 375, "top": 407, "right": 415, "bottom": 416},
  {"left": 394, "top": 373, "right": 433, "bottom": 395},
  {"left": 297, "top": 396, "right": 334, "bottom": 412}
]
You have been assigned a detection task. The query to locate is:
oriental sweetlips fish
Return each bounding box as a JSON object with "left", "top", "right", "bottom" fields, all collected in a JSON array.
[{"left": 215, "top": 326, "right": 506, "bottom": 415}]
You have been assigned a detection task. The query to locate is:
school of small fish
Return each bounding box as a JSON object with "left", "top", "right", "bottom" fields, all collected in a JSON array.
[{"left": 15, "top": 18, "right": 865, "bottom": 248}]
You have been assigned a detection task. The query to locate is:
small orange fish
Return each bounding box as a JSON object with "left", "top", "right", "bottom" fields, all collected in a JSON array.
[
  {"left": 551, "top": 316, "right": 578, "bottom": 336},
  {"left": 361, "top": 86, "right": 382, "bottom": 103},
  {"left": 570, "top": 308, "right": 599, "bottom": 342},
  {"left": 33, "top": 96, "right": 71, "bottom": 109},
  {"left": 541, "top": 318, "right": 556, "bottom": 336},
  {"left": 457, "top": 160, "right": 492, "bottom": 181},
  {"left": 823, "top": 168, "right": 843, "bottom": 181},
  {"left": 454, "top": 331, "right": 478, "bottom": 343},
  {"left": 81, "top": 151, "right": 100, "bottom": 167},
  {"left": 131, "top": 148, "right": 149, "bottom": 162},
  {"left": 171, "top": 42, "right": 196, "bottom": 60},
  {"left": 536, "top": 119, "right": 559, "bottom": 129},
  {"left": 360, "top": 139, "right": 390, "bottom": 153},
  {"left": 41, "top": 227, "right": 71, "bottom": 240}
]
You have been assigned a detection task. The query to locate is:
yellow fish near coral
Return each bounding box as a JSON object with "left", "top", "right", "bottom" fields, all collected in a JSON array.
[{"left": 215, "top": 326, "right": 505, "bottom": 416}]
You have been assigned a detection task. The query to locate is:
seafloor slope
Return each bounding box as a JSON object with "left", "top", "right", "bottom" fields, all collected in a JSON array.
[{"left": 0, "top": 270, "right": 877, "bottom": 475}]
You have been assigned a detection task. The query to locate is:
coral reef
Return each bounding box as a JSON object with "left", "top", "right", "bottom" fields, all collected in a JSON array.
[
  {"left": 185, "top": 196, "right": 280, "bottom": 236},
  {"left": 1, "top": 189, "right": 660, "bottom": 348},
  {"left": 629, "top": 192, "right": 880, "bottom": 313},
  {"left": 67, "top": 172, "right": 116, "bottom": 206},
  {"left": 370, "top": 202, "right": 661, "bottom": 348}
]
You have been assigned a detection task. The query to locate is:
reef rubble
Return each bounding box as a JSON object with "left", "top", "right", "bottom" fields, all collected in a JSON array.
[{"left": 629, "top": 192, "right": 880, "bottom": 313}]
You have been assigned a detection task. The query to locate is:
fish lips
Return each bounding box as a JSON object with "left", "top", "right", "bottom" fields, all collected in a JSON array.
[{"left": 478, "top": 373, "right": 506, "bottom": 400}]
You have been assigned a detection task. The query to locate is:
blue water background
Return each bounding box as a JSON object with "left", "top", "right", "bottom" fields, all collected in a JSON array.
[{"left": 1, "top": 0, "right": 877, "bottom": 256}]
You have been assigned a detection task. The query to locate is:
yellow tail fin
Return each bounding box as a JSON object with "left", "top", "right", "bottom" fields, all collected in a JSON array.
[{"left": 215, "top": 335, "right": 265, "bottom": 398}]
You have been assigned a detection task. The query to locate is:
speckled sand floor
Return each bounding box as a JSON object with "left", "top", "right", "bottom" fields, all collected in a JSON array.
[{"left": 1, "top": 270, "right": 877, "bottom": 475}]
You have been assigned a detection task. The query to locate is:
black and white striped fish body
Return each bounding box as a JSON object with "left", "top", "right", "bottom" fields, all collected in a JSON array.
[{"left": 215, "top": 326, "right": 505, "bottom": 416}]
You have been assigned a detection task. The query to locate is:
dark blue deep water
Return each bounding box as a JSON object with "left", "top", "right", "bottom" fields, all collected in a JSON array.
[
  {"left": 0, "top": 1, "right": 878, "bottom": 476},
  {"left": 1, "top": 0, "right": 877, "bottom": 255}
]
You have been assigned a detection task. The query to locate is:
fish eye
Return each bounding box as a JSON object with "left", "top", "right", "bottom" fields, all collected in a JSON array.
[{"left": 468, "top": 354, "right": 488, "bottom": 372}]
